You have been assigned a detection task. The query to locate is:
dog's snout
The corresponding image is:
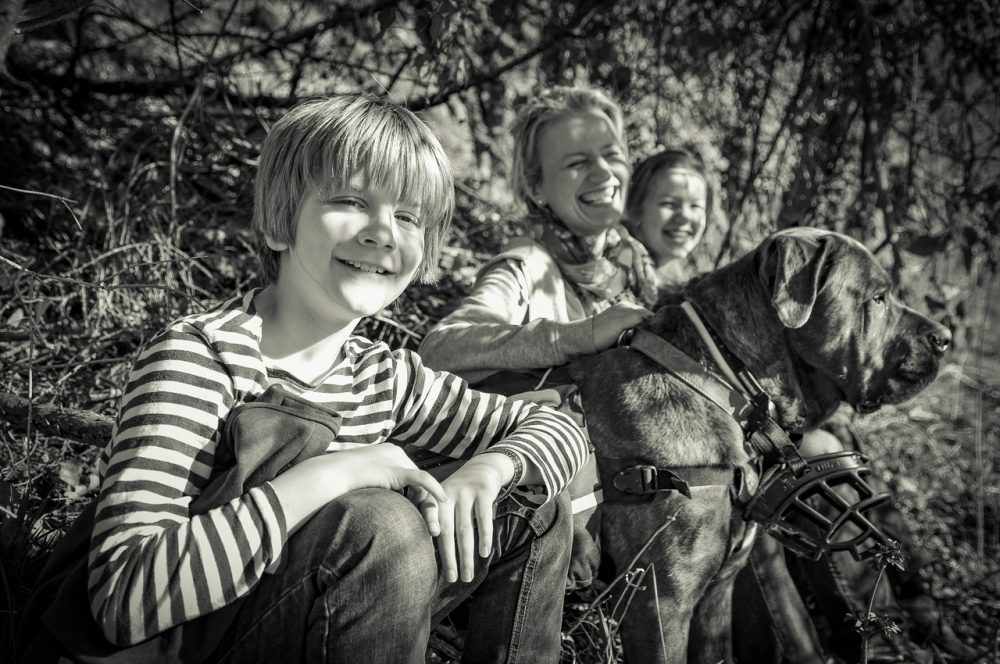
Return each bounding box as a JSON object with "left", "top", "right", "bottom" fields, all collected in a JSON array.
[{"left": 926, "top": 322, "right": 951, "bottom": 354}]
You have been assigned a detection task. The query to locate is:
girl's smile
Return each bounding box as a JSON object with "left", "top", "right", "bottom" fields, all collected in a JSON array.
[{"left": 634, "top": 168, "right": 708, "bottom": 264}]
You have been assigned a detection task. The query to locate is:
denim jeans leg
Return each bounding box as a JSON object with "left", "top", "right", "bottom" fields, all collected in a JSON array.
[
  {"left": 212, "top": 488, "right": 438, "bottom": 664},
  {"left": 432, "top": 490, "right": 573, "bottom": 664}
]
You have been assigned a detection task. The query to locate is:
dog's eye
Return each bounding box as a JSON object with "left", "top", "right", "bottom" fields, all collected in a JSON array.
[{"left": 872, "top": 293, "right": 887, "bottom": 305}]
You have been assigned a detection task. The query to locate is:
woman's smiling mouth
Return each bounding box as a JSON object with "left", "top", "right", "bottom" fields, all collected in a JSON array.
[{"left": 579, "top": 185, "right": 619, "bottom": 206}]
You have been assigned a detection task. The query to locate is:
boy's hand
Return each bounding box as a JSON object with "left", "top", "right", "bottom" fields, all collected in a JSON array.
[
  {"left": 271, "top": 443, "right": 447, "bottom": 535},
  {"left": 591, "top": 302, "right": 653, "bottom": 350},
  {"left": 431, "top": 452, "right": 513, "bottom": 583}
]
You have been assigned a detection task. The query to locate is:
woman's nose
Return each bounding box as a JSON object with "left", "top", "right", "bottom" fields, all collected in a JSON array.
[{"left": 588, "top": 156, "right": 614, "bottom": 182}]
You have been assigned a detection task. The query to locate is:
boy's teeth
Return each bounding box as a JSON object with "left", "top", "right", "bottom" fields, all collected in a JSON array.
[{"left": 344, "top": 260, "right": 386, "bottom": 274}]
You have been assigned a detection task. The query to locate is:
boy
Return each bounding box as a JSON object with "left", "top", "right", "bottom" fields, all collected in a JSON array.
[{"left": 82, "top": 94, "right": 587, "bottom": 663}]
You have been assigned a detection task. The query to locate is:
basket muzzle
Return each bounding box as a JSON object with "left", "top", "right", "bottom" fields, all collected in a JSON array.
[{"left": 745, "top": 451, "right": 893, "bottom": 560}]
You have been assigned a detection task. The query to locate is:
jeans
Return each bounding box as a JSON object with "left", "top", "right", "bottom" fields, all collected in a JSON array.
[{"left": 208, "top": 488, "right": 572, "bottom": 664}]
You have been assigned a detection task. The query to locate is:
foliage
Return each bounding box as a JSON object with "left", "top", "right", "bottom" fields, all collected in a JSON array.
[{"left": 0, "top": 0, "right": 998, "bottom": 661}]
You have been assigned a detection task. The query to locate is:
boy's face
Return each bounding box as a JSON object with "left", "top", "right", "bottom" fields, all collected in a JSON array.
[{"left": 267, "top": 184, "right": 424, "bottom": 327}]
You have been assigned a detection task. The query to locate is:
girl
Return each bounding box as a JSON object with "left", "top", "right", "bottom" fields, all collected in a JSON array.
[{"left": 624, "top": 148, "right": 712, "bottom": 289}]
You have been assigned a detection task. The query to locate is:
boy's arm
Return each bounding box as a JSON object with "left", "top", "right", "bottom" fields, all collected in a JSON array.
[
  {"left": 88, "top": 326, "right": 288, "bottom": 646},
  {"left": 417, "top": 260, "right": 597, "bottom": 380},
  {"left": 389, "top": 349, "right": 589, "bottom": 500}
]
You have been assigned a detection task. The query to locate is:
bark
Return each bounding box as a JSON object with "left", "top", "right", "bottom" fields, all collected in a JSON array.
[{"left": 0, "top": 391, "right": 112, "bottom": 447}]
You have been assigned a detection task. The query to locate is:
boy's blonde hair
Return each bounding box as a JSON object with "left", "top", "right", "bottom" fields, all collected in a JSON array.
[
  {"left": 253, "top": 93, "right": 454, "bottom": 283},
  {"left": 509, "top": 86, "right": 627, "bottom": 214},
  {"left": 626, "top": 148, "right": 714, "bottom": 229}
]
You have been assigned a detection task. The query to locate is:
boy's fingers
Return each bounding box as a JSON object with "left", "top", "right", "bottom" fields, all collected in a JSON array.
[
  {"left": 415, "top": 490, "right": 440, "bottom": 537},
  {"left": 408, "top": 470, "right": 447, "bottom": 503},
  {"left": 436, "top": 503, "right": 458, "bottom": 583},
  {"left": 476, "top": 495, "right": 494, "bottom": 558},
  {"left": 455, "top": 494, "right": 476, "bottom": 582}
]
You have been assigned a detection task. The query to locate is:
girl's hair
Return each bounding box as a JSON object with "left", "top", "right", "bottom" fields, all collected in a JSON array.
[
  {"left": 626, "top": 148, "right": 714, "bottom": 227},
  {"left": 509, "top": 86, "right": 627, "bottom": 213},
  {"left": 252, "top": 93, "right": 455, "bottom": 284}
]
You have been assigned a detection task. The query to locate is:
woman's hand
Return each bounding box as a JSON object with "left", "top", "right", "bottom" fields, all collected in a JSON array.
[
  {"left": 591, "top": 301, "right": 654, "bottom": 350},
  {"left": 427, "top": 452, "right": 514, "bottom": 583}
]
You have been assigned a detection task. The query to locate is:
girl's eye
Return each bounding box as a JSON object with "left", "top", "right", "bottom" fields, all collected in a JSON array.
[{"left": 396, "top": 212, "right": 420, "bottom": 226}]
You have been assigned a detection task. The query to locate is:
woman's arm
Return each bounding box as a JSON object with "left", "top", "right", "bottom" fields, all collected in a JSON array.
[{"left": 418, "top": 259, "right": 596, "bottom": 380}]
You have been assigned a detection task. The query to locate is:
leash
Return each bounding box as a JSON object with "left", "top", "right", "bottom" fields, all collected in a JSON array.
[{"left": 600, "top": 301, "right": 807, "bottom": 503}]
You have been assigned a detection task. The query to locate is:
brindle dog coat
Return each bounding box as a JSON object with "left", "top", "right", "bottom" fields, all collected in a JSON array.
[{"left": 568, "top": 228, "right": 950, "bottom": 664}]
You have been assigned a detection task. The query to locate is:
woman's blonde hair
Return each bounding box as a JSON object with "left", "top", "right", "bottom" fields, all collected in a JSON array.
[
  {"left": 252, "top": 93, "right": 454, "bottom": 283},
  {"left": 509, "top": 86, "right": 627, "bottom": 213}
]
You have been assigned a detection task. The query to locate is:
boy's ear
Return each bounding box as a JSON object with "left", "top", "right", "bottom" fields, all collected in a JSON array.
[{"left": 265, "top": 235, "right": 289, "bottom": 251}]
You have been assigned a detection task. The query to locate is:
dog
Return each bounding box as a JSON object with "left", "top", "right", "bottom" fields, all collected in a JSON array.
[{"left": 566, "top": 227, "right": 951, "bottom": 664}]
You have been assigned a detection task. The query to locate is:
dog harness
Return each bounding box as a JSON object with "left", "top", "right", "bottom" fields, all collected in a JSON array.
[{"left": 607, "top": 302, "right": 895, "bottom": 561}]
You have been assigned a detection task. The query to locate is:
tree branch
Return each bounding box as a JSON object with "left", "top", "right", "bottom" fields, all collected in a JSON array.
[{"left": 1, "top": 390, "right": 112, "bottom": 448}]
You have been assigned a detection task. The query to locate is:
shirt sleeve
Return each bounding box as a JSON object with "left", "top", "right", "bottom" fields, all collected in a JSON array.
[
  {"left": 88, "top": 325, "right": 287, "bottom": 645},
  {"left": 417, "top": 259, "right": 596, "bottom": 382},
  {"left": 388, "top": 349, "right": 589, "bottom": 500}
]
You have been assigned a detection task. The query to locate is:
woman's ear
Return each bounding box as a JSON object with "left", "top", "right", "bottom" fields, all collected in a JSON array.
[{"left": 265, "top": 235, "right": 290, "bottom": 251}]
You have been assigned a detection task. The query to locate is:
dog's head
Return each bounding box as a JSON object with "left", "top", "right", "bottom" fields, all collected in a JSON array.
[{"left": 757, "top": 227, "right": 951, "bottom": 415}]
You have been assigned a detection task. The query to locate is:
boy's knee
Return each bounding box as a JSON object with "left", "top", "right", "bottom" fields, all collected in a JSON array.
[
  {"left": 799, "top": 429, "right": 847, "bottom": 457},
  {"left": 322, "top": 488, "right": 436, "bottom": 579}
]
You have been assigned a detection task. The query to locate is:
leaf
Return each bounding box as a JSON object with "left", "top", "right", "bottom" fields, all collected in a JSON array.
[
  {"left": 429, "top": 13, "right": 445, "bottom": 43},
  {"left": 7, "top": 307, "right": 24, "bottom": 327},
  {"left": 375, "top": 7, "right": 396, "bottom": 40}
]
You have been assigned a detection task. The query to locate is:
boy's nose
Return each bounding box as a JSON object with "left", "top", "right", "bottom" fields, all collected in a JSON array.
[{"left": 357, "top": 210, "right": 396, "bottom": 249}]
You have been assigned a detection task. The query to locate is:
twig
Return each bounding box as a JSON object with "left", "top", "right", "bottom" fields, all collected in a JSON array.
[
  {"left": 0, "top": 184, "right": 81, "bottom": 229},
  {"left": 565, "top": 508, "right": 681, "bottom": 635}
]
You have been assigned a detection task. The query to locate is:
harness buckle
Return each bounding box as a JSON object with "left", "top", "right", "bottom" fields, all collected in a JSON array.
[{"left": 612, "top": 465, "right": 692, "bottom": 499}]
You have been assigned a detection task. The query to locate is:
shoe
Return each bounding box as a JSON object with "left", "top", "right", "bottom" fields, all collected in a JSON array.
[{"left": 899, "top": 595, "right": 986, "bottom": 663}]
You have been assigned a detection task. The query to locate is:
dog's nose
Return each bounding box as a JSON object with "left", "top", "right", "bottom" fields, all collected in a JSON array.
[{"left": 926, "top": 322, "right": 952, "bottom": 354}]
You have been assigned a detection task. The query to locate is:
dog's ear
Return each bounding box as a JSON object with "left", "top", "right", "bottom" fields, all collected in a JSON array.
[{"left": 759, "top": 233, "right": 831, "bottom": 329}]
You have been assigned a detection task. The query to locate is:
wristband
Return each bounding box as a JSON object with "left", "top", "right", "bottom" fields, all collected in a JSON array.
[{"left": 490, "top": 447, "right": 524, "bottom": 497}]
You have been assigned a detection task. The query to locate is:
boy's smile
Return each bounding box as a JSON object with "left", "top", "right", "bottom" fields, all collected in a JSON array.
[{"left": 267, "top": 187, "right": 424, "bottom": 329}]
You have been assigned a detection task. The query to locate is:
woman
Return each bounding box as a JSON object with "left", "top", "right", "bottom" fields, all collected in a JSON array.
[{"left": 418, "top": 86, "right": 657, "bottom": 385}]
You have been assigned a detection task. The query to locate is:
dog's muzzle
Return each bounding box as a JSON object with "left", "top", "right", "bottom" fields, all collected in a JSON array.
[{"left": 744, "top": 451, "right": 893, "bottom": 561}]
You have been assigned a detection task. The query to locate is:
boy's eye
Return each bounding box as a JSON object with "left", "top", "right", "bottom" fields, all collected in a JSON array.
[{"left": 330, "top": 196, "right": 365, "bottom": 208}]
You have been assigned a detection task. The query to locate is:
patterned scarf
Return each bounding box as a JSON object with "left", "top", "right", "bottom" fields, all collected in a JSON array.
[{"left": 524, "top": 208, "right": 660, "bottom": 312}]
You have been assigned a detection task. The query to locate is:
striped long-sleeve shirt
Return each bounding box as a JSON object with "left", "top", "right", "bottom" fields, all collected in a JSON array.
[{"left": 89, "top": 291, "right": 588, "bottom": 645}]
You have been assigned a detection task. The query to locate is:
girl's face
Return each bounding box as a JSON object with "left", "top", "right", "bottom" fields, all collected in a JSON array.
[
  {"left": 533, "top": 110, "right": 629, "bottom": 237},
  {"left": 634, "top": 168, "right": 708, "bottom": 264}
]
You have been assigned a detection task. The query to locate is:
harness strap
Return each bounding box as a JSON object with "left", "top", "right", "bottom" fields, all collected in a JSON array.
[
  {"left": 596, "top": 455, "right": 740, "bottom": 503},
  {"left": 628, "top": 330, "right": 754, "bottom": 428}
]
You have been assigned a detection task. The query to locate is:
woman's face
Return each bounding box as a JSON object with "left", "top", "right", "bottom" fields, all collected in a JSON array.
[
  {"left": 533, "top": 110, "right": 629, "bottom": 237},
  {"left": 634, "top": 168, "right": 708, "bottom": 264}
]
